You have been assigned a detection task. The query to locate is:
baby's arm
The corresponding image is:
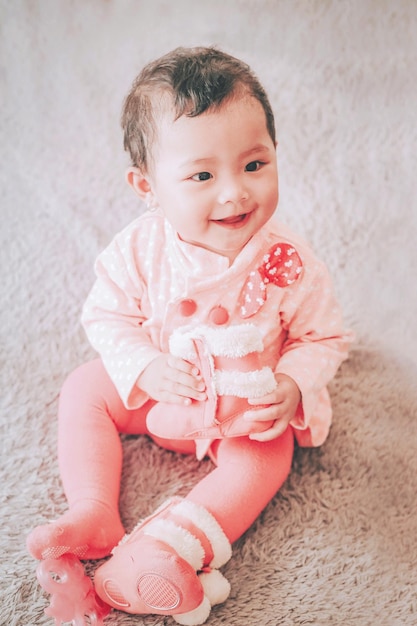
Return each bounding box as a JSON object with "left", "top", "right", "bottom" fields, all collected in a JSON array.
[
  {"left": 83, "top": 231, "right": 209, "bottom": 409},
  {"left": 82, "top": 236, "right": 167, "bottom": 408},
  {"left": 245, "top": 254, "right": 352, "bottom": 441}
]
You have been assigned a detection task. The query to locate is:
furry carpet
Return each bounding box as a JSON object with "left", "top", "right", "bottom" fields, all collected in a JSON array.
[{"left": 1, "top": 1, "right": 416, "bottom": 625}]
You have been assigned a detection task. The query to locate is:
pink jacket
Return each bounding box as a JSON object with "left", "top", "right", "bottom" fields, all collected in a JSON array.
[{"left": 82, "top": 211, "right": 352, "bottom": 448}]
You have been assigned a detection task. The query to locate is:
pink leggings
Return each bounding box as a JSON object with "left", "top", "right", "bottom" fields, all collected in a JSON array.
[{"left": 58, "top": 359, "right": 294, "bottom": 545}]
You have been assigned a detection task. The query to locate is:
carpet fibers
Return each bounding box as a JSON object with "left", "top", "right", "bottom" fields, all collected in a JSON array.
[{"left": 1, "top": 2, "right": 416, "bottom": 625}]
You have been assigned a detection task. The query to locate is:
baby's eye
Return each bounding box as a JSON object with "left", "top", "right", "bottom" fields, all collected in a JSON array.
[
  {"left": 191, "top": 171, "right": 212, "bottom": 182},
  {"left": 245, "top": 160, "right": 263, "bottom": 172}
]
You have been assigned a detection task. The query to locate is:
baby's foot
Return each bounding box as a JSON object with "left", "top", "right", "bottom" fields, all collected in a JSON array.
[{"left": 27, "top": 501, "right": 125, "bottom": 560}]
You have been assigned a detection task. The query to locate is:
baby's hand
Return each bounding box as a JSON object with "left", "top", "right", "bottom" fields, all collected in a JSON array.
[
  {"left": 244, "top": 373, "right": 301, "bottom": 442},
  {"left": 137, "top": 353, "right": 207, "bottom": 405}
]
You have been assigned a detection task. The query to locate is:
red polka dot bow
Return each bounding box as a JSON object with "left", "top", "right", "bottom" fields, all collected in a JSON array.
[{"left": 239, "top": 243, "right": 303, "bottom": 318}]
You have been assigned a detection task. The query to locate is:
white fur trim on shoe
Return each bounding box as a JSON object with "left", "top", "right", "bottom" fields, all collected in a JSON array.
[
  {"left": 173, "top": 595, "right": 211, "bottom": 626},
  {"left": 173, "top": 570, "right": 231, "bottom": 625},
  {"left": 116, "top": 497, "right": 183, "bottom": 550},
  {"left": 172, "top": 501, "right": 232, "bottom": 569},
  {"left": 199, "top": 569, "right": 231, "bottom": 605},
  {"left": 144, "top": 518, "right": 205, "bottom": 571},
  {"left": 214, "top": 366, "right": 277, "bottom": 398},
  {"left": 169, "top": 323, "right": 264, "bottom": 359}
]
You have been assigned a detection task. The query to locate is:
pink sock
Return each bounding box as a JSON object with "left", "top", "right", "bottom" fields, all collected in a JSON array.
[
  {"left": 27, "top": 360, "right": 146, "bottom": 560},
  {"left": 27, "top": 358, "right": 294, "bottom": 560},
  {"left": 186, "top": 427, "right": 294, "bottom": 543},
  {"left": 27, "top": 500, "right": 125, "bottom": 560}
]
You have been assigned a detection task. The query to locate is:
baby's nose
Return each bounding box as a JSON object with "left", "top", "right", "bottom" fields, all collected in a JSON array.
[{"left": 217, "top": 177, "right": 249, "bottom": 205}]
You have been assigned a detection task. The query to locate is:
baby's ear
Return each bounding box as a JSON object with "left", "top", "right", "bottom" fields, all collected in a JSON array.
[{"left": 125, "top": 167, "right": 154, "bottom": 204}]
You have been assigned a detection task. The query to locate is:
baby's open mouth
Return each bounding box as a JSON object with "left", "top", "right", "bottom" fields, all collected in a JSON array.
[{"left": 214, "top": 213, "right": 248, "bottom": 225}]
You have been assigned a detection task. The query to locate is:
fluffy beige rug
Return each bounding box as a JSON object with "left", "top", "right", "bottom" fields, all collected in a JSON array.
[{"left": 1, "top": 1, "right": 416, "bottom": 625}]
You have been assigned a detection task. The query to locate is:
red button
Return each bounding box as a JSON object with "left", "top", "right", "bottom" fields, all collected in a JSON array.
[
  {"left": 178, "top": 299, "right": 197, "bottom": 317},
  {"left": 209, "top": 305, "right": 229, "bottom": 325}
]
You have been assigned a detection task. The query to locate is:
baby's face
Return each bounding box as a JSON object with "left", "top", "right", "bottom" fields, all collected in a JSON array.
[{"left": 147, "top": 95, "right": 279, "bottom": 263}]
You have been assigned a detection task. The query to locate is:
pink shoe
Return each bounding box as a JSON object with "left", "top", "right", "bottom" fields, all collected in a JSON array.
[
  {"left": 147, "top": 323, "right": 277, "bottom": 441},
  {"left": 94, "top": 498, "right": 232, "bottom": 625}
]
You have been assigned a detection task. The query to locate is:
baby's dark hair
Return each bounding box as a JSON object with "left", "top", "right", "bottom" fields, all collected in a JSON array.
[{"left": 121, "top": 46, "right": 276, "bottom": 172}]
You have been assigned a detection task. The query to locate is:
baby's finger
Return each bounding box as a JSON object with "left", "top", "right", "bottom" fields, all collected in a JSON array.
[
  {"left": 163, "top": 375, "right": 207, "bottom": 402},
  {"left": 244, "top": 405, "right": 277, "bottom": 422},
  {"left": 249, "top": 420, "right": 288, "bottom": 442},
  {"left": 167, "top": 356, "right": 201, "bottom": 379},
  {"left": 166, "top": 367, "right": 205, "bottom": 390},
  {"left": 247, "top": 388, "right": 283, "bottom": 406},
  {"left": 167, "top": 357, "right": 205, "bottom": 390}
]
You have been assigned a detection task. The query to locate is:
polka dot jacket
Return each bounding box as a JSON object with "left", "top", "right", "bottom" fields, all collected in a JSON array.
[{"left": 82, "top": 211, "right": 353, "bottom": 447}]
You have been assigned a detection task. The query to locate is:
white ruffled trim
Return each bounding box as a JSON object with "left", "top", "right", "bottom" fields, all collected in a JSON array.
[
  {"left": 173, "top": 595, "right": 211, "bottom": 626},
  {"left": 199, "top": 569, "right": 231, "bottom": 605},
  {"left": 214, "top": 366, "right": 277, "bottom": 398},
  {"left": 144, "top": 518, "right": 204, "bottom": 571},
  {"left": 169, "top": 323, "right": 264, "bottom": 359},
  {"left": 172, "top": 500, "right": 232, "bottom": 569},
  {"left": 174, "top": 570, "right": 231, "bottom": 625}
]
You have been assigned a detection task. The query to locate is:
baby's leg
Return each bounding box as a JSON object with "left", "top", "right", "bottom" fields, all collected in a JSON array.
[
  {"left": 92, "top": 429, "right": 293, "bottom": 618},
  {"left": 186, "top": 428, "right": 294, "bottom": 543},
  {"left": 27, "top": 359, "right": 149, "bottom": 560}
]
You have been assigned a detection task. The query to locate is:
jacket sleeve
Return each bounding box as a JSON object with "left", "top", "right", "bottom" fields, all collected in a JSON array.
[
  {"left": 275, "top": 253, "right": 353, "bottom": 433},
  {"left": 81, "top": 237, "right": 161, "bottom": 409}
]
